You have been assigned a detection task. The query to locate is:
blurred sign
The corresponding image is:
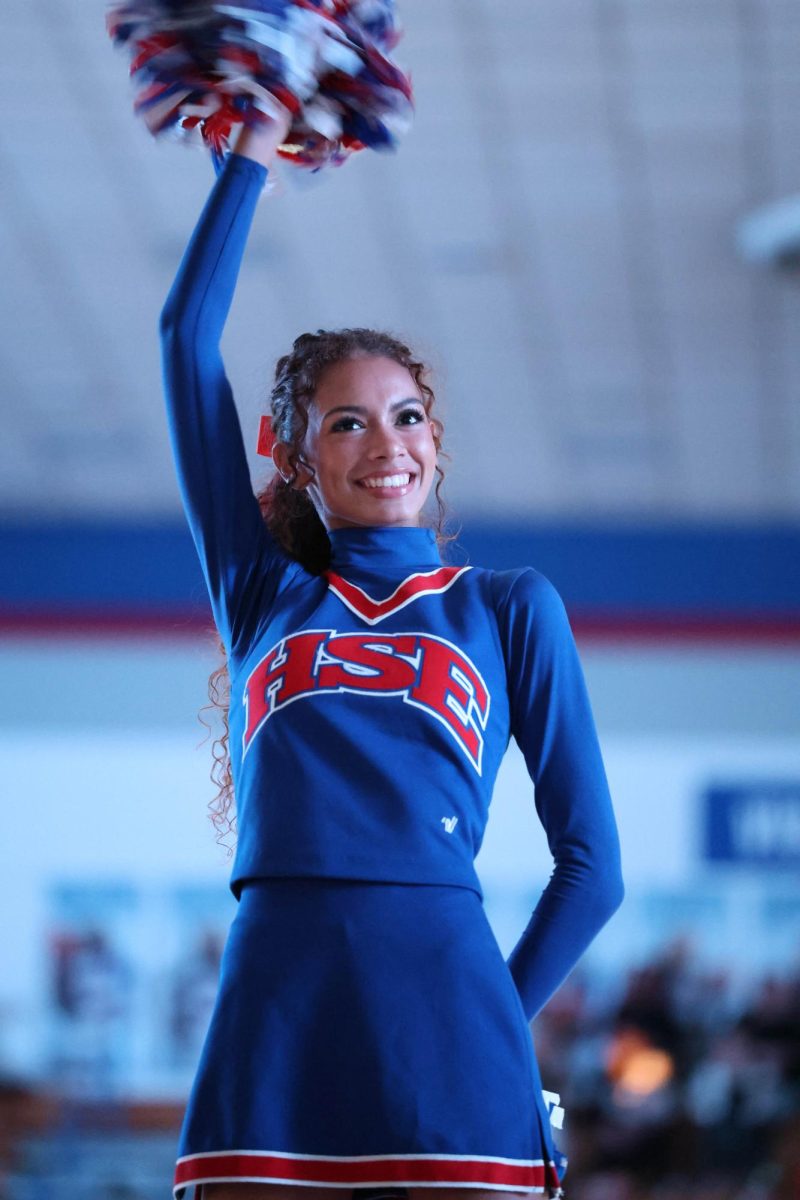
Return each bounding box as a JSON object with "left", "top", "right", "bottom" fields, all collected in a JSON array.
[
  {"left": 46, "top": 883, "right": 137, "bottom": 1096},
  {"left": 703, "top": 782, "right": 800, "bottom": 865}
]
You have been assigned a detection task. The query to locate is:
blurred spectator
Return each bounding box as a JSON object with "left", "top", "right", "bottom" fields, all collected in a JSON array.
[{"left": 534, "top": 939, "right": 800, "bottom": 1198}]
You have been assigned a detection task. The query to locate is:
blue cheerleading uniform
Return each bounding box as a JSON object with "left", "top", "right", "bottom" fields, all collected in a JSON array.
[{"left": 160, "top": 152, "right": 624, "bottom": 1200}]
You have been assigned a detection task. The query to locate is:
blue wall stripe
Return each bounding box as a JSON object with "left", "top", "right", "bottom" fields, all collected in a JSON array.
[
  {"left": 451, "top": 522, "right": 800, "bottom": 613},
  {"left": 2, "top": 521, "right": 798, "bottom": 616}
]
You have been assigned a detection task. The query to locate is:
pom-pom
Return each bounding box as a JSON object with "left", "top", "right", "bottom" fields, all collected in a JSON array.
[{"left": 106, "top": 0, "right": 414, "bottom": 171}]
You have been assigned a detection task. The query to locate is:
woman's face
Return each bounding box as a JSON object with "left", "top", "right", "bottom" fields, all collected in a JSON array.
[{"left": 275, "top": 354, "right": 440, "bottom": 531}]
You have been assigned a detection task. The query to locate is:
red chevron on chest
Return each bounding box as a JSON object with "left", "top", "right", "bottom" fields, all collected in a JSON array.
[{"left": 324, "top": 565, "right": 471, "bottom": 625}]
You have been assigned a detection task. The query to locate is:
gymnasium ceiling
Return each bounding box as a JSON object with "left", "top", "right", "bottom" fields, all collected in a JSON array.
[{"left": 2, "top": 0, "right": 800, "bottom": 523}]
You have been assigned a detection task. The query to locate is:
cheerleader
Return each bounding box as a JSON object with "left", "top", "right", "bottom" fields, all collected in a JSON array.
[{"left": 156, "top": 109, "right": 624, "bottom": 1200}]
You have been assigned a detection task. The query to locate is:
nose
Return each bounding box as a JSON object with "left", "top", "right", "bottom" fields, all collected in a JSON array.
[{"left": 365, "top": 418, "right": 407, "bottom": 460}]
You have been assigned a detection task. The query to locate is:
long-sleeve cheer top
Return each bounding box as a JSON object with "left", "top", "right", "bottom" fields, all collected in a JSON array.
[{"left": 159, "top": 151, "right": 624, "bottom": 1023}]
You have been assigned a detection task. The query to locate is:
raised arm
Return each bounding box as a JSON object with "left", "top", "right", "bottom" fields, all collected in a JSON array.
[
  {"left": 494, "top": 568, "right": 625, "bottom": 1023},
  {"left": 158, "top": 115, "right": 294, "bottom": 653}
]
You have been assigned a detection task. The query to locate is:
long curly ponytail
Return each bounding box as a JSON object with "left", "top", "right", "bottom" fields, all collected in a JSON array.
[{"left": 201, "top": 328, "right": 456, "bottom": 852}]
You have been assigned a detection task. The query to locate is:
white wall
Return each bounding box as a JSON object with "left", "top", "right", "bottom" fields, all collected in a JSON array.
[{"left": 1, "top": 634, "right": 798, "bottom": 1089}]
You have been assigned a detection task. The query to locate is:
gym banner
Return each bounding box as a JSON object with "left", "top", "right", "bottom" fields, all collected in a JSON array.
[{"left": 703, "top": 782, "right": 800, "bottom": 866}]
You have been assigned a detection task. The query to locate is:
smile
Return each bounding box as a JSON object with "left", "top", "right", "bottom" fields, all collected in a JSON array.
[{"left": 356, "top": 472, "right": 416, "bottom": 494}]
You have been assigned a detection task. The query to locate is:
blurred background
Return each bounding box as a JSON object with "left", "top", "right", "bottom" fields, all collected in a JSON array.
[{"left": 1, "top": 0, "right": 799, "bottom": 1197}]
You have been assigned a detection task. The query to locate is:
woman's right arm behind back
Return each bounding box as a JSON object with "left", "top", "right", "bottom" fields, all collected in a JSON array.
[{"left": 158, "top": 116, "right": 293, "bottom": 653}]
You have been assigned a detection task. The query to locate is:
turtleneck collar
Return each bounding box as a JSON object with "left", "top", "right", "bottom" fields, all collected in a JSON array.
[{"left": 328, "top": 525, "right": 442, "bottom": 573}]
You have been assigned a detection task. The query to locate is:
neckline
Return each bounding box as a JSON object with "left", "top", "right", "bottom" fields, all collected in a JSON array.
[{"left": 327, "top": 525, "right": 442, "bottom": 573}]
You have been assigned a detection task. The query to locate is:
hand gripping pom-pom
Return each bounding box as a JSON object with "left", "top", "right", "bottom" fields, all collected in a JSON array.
[{"left": 106, "top": 0, "right": 414, "bottom": 171}]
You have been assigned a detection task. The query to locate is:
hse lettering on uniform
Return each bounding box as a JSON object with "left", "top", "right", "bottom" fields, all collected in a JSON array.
[{"left": 243, "top": 630, "right": 491, "bottom": 774}]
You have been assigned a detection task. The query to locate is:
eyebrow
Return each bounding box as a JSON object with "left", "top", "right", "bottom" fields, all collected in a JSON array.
[{"left": 323, "top": 399, "right": 423, "bottom": 422}]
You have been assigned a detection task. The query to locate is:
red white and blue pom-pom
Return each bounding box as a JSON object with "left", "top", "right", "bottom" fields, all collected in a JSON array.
[{"left": 106, "top": 0, "right": 414, "bottom": 172}]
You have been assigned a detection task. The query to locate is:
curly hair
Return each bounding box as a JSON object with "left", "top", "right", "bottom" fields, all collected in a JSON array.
[{"left": 200, "top": 327, "right": 457, "bottom": 852}]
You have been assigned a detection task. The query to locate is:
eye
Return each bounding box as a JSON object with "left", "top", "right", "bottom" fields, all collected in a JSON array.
[
  {"left": 330, "top": 415, "right": 363, "bottom": 433},
  {"left": 397, "top": 407, "right": 425, "bottom": 425}
]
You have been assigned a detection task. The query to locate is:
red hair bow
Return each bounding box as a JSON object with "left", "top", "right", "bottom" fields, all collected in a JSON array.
[{"left": 257, "top": 414, "right": 276, "bottom": 457}]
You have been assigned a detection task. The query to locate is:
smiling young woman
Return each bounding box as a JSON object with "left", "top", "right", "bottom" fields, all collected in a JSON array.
[
  {"left": 274, "top": 353, "right": 441, "bottom": 531},
  {"left": 271, "top": 351, "right": 442, "bottom": 529},
  {"left": 159, "top": 113, "right": 623, "bottom": 1200}
]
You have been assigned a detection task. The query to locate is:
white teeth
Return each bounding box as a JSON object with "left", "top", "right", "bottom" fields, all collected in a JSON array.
[{"left": 361, "top": 473, "right": 412, "bottom": 489}]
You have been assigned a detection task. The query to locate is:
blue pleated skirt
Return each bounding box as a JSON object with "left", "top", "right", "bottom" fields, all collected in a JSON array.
[{"left": 174, "top": 878, "right": 565, "bottom": 1198}]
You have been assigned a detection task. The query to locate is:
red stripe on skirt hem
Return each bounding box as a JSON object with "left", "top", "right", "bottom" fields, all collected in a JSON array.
[{"left": 173, "top": 1152, "right": 562, "bottom": 1193}]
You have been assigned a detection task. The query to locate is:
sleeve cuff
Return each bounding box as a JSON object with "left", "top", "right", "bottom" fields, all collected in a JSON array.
[{"left": 223, "top": 151, "right": 270, "bottom": 188}]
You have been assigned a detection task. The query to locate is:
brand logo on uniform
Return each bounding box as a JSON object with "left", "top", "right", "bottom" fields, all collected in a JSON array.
[
  {"left": 243, "top": 629, "right": 490, "bottom": 774},
  {"left": 441, "top": 816, "right": 459, "bottom": 833}
]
